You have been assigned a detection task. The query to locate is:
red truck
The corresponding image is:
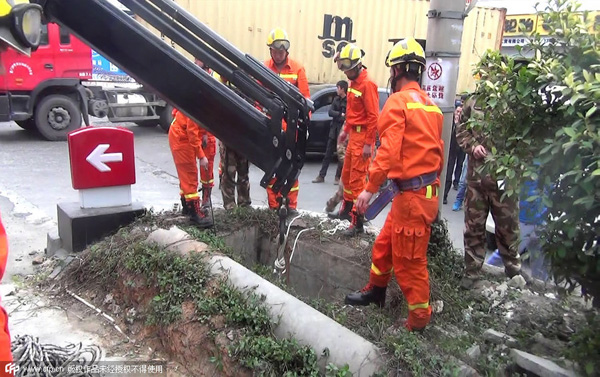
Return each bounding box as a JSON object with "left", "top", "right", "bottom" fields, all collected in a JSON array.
[{"left": 0, "top": 22, "right": 172, "bottom": 141}]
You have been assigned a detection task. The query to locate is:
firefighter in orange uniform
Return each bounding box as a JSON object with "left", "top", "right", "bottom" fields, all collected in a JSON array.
[
  {"left": 194, "top": 59, "right": 218, "bottom": 209},
  {"left": 334, "top": 44, "right": 380, "bottom": 236},
  {"left": 345, "top": 38, "right": 444, "bottom": 332},
  {"left": 264, "top": 28, "right": 309, "bottom": 215},
  {"left": 169, "top": 109, "right": 213, "bottom": 228},
  {"left": 0, "top": 0, "right": 46, "bottom": 364},
  {"left": 0, "top": 214, "right": 12, "bottom": 364}
]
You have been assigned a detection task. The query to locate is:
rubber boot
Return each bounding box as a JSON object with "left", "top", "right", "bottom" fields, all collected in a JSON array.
[
  {"left": 201, "top": 187, "right": 212, "bottom": 209},
  {"left": 188, "top": 199, "right": 213, "bottom": 228},
  {"left": 344, "top": 283, "right": 387, "bottom": 308},
  {"left": 342, "top": 211, "right": 364, "bottom": 237},
  {"left": 329, "top": 200, "right": 352, "bottom": 221},
  {"left": 180, "top": 196, "right": 190, "bottom": 215}
]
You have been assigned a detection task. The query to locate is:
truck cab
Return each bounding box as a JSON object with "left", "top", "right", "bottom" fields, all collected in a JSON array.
[
  {"left": 0, "top": 22, "right": 91, "bottom": 139},
  {"left": 0, "top": 21, "right": 172, "bottom": 140}
]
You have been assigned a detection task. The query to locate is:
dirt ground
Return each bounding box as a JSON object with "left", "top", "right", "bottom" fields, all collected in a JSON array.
[
  {"left": 12, "top": 208, "right": 599, "bottom": 376},
  {"left": 203, "top": 209, "right": 598, "bottom": 376}
]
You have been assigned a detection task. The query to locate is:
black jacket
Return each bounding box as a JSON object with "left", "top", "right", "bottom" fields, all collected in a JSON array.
[{"left": 328, "top": 95, "right": 347, "bottom": 129}]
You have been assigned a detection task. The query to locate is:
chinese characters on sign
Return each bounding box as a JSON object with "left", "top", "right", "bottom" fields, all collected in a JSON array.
[
  {"left": 421, "top": 58, "right": 454, "bottom": 109},
  {"left": 502, "top": 12, "right": 600, "bottom": 47},
  {"left": 423, "top": 84, "right": 446, "bottom": 100}
]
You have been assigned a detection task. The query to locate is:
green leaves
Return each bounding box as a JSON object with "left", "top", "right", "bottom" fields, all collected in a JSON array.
[{"left": 471, "top": 0, "right": 600, "bottom": 305}]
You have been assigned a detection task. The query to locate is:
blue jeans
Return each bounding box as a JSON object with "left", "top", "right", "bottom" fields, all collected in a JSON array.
[
  {"left": 519, "top": 222, "right": 549, "bottom": 281},
  {"left": 455, "top": 155, "right": 468, "bottom": 204}
]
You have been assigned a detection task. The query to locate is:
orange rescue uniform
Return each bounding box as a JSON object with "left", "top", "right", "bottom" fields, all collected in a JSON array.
[
  {"left": 0, "top": 214, "right": 12, "bottom": 363},
  {"left": 365, "top": 81, "right": 444, "bottom": 330},
  {"left": 264, "top": 57, "right": 309, "bottom": 210},
  {"left": 342, "top": 68, "right": 379, "bottom": 207},
  {"left": 168, "top": 110, "right": 205, "bottom": 202},
  {"left": 198, "top": 128, "right": 217, "bottom": 189}
]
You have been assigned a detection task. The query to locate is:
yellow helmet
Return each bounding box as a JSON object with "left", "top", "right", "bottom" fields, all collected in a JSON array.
[
  {"left": 0, "top": 0, "right": 42, "bottom": 56},
  {"left": 335, "top": 43, "right": 364, "bottom": 71},
  {"left": 385, "top": 37, "right": 426, "bottom": 68},
  {"left": 267, "top": 27, "right": 290, "bottom": 51}
]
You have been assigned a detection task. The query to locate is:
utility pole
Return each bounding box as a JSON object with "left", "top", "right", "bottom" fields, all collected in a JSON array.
[{"left": 422, "top": 0, "right": 467, "bottom": 214}]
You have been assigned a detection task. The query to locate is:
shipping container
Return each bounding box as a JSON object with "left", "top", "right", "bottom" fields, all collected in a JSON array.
[{"left": 138, "top": 0, "right": 506, "bottom": 94}]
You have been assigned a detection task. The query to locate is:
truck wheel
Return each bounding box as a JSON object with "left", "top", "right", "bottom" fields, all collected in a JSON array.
[
  {"left": 158, "top": 104, "right": 173, "bottom": 133},
  {"left": 35, "top": 94, "right": 82, "bottom": 141},
  {"left": 15, "top": 119, "right": 37, "bottom": 131}
]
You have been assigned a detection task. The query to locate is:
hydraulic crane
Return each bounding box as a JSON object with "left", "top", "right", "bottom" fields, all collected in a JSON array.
[{"left": 34, "top": 0, "right": 312, "bottom": 241}]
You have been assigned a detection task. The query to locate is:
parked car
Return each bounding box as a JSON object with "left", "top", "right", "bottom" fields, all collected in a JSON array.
[{"left": 307, "top": 85, "right": 390, "bottom": 154}]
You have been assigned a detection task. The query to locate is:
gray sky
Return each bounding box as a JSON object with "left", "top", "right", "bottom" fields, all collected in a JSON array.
[{"left": 477, "top": 0, "right": 600, "bottom": 14}]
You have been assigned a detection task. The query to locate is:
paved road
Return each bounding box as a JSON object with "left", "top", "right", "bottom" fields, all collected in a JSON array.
[{"left": 0, "top": 120, "right": 467, "bottom": 259}]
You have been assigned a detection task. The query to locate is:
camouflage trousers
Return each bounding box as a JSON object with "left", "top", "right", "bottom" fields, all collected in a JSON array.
[
  {"left": 326, "top": 186, "right": 344, "bottom": 213},
  {"left": 325, "top": 139, "right": 348, "bottom": 212},
  {"left": 219, "top": 142, "right": 251, "bottom": 210},
  {"left": 464, "top": 176, "right": 521, "bottom": 277}
]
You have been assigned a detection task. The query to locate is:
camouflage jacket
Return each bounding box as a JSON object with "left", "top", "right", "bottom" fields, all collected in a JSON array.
[{"left": 455, "top": 97, "right": 489, "bottom": 181}]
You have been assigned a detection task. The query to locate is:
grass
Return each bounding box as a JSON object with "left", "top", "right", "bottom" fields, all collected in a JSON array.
[
  {"left": 61, "top": 215, "right": 355, "bottom": 377},
  {"left": 62, "top": 210, "right": 598, "bottom": 377}
]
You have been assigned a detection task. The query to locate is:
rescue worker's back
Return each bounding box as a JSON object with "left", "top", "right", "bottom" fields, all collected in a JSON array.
[{"left": 367, "top": 82, "right": 444, "bottom": 189}]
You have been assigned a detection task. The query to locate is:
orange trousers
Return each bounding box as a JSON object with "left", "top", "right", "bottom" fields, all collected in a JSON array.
[
  {"left": 0, "top": 216, "right": 12, "bottom": 363},
  {"left": 368, "top": 188, "right": 439, "bottom": 330},
  {"left": 168, "top": 132, "right": 199, "bottom": 201},
  {"left": 200, "top": 136, "right": 216, "bottom": 189},
  {"left": 341, "top": 128, "right": 372, "bottom": 207},
  {"left": 267, "top": 178, "right": 299, "bottom": 210}
]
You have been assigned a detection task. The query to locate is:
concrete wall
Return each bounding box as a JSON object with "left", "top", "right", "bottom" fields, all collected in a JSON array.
[{"left": 223, "top": 227, "right": 369, "bottom": 301}]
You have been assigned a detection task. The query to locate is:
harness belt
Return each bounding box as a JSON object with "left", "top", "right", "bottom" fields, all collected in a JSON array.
[{"left": 365, "top": 172, "right": 438, "bottom": 221}]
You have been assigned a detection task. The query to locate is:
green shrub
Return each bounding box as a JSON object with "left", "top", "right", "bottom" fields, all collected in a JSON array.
[{"left": 469, "top": 0, "right": 599, "bottom": 304}]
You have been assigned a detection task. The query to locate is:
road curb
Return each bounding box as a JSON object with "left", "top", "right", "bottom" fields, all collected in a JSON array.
[{"left": 148, "top": 226, "right": 385, "bottom": 376}]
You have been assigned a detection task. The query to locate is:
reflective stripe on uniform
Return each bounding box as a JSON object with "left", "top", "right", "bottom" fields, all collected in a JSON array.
[
  {"left": 184, "top": 193, "right": 199, "bottom": 199},
  {"left": 406, "top": 102, "right": 442, "bottom": 114},
  {"left": 279, "top": 73, "right": 298, "bottom": 80},
  {"left": 200, "top": 179, "right": 214, "bottom": 184},
  {"left": 347, "top": 87, "right": 362, "bottom": 97},
  {"left": 408, "top": 302, "right": 430, "bottom": 310},
  {"left": 370, "top": 263, "right": 393, "bottom": 276},
  {"left": 424, "top": 185, "right": 439, "bottom": 199},
  {"left": 343, "top": 188, "right": 353, "bottom": 195},
  {"left": 355, "top": 126, "right": 362, "bottom": 132}
]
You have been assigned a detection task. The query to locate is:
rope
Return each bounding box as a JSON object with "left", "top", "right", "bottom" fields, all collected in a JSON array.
[
  {"left": 321, "top": 218, "right": 351, "bottom": 235},
  {"left": 11, "top": 335, "right": 101, "bottom": 377},
  {"left": 274, "top": 216, "right": 352, "bottom": 273},
  {"left": 271, "top": 209, "right": 383, "bottom": 276},
  {"left": 280, "top": 227, "right": 314, "bottom": 274},
  {"left": 274, "top": 214, "right": 303, "bottom": 270}
]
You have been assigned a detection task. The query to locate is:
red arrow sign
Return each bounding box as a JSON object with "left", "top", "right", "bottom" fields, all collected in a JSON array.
[{"left": 68, "top": 127, "right": 136, "bottom": 190}]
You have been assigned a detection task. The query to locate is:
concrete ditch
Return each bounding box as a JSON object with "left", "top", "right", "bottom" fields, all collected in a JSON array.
[
  {"left": 147, "top": 225, "right": 385, "bottom": 376},
  {"left": 220, "top": 224, "right": 371, "bottom": 301}
]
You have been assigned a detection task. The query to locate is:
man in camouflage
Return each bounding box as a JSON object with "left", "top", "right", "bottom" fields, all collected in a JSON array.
[
  {"left": 456, "top": 96, "right": 522, "bottom": 286},
  {"left": 218, "top": 142, "right": 251, "bottom": 210},
  {"left": 325, "top": 139, "right": 348, "bottom": 216}
]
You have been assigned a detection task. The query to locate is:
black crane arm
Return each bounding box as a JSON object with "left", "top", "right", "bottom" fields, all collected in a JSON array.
[{"left": 35, "top": 0, "right": 311, "bottom": 197}]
